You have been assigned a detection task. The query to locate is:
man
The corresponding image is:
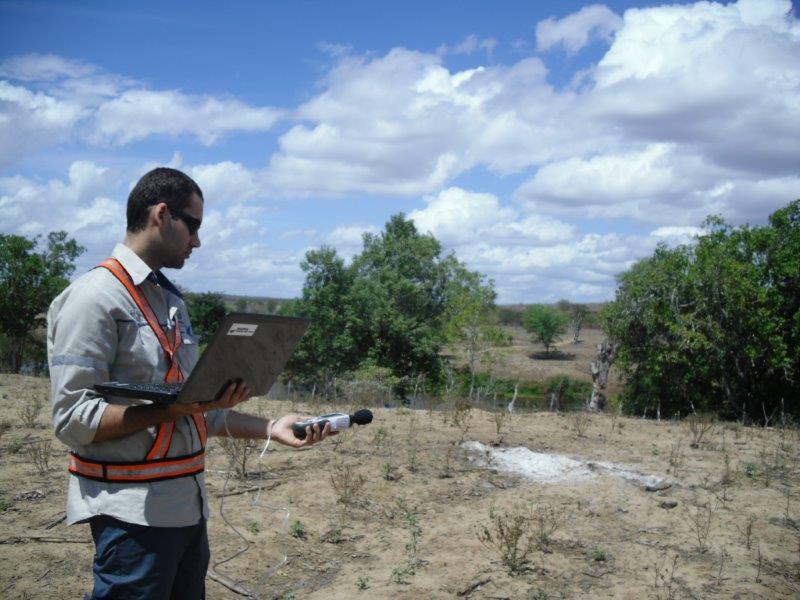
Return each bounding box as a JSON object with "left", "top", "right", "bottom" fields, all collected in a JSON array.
[{"left": 47, "top": 167, "right": 331, "bottom": 599}]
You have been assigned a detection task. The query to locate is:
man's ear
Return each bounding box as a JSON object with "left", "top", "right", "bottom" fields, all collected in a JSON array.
[{"left": 150, "top": 202, "right": 169, "bottom": 228}]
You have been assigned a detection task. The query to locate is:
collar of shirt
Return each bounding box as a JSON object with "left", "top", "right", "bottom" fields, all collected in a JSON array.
[{"left": 111, "top": 243, "right": 157, "bottom": 286}]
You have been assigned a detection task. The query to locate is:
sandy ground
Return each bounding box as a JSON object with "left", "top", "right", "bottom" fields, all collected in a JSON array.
[{"left": 1, "top": 373, "right": 799, "bottom": 599}]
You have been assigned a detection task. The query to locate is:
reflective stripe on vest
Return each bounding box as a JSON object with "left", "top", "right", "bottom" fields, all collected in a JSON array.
[{"left": 68, "top": 257, "right": 207, "bottom": 483}]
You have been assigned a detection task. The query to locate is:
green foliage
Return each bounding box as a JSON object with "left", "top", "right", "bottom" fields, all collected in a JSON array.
[
  {"left": 289, "top": 519, "right": 306, "bottom": 539},
  {"left": 603, "top": 199, "right": 800, "bottom": 421},
  {"left": 0, "top": 231, "right": 85, "bottom": 372},
  {"left": 185, "top": 291, "right": 226, "bottom": 345},
  {"left": 545, "top": 375, "right": 592, "bottom": 410},
  {"left": 285, "top": 214, "right": 493, "bottom": 392},
  {"left": 521, "top": 304, "right": 570, "bottom": 355},
  {"left": 444, "top": 272, "right": 507, "bottom": 395}
]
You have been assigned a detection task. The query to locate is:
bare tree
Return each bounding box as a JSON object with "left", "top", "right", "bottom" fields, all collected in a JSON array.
[{"left": 588, "top": 340, "right": 619, "bottom": 411}]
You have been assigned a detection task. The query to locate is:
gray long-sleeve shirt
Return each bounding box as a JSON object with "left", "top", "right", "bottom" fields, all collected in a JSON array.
[{"left": 47, "top": 243, "right": 228, "bottom": 527}]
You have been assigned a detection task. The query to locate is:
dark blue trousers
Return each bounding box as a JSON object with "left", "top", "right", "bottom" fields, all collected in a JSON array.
[{"left": 88, "top": 515, "right": 209, "bottom": 600}]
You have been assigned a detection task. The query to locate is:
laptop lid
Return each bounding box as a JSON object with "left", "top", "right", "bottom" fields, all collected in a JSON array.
[
  {"left": 95, "top": 312, "right": 309, "bottom": 404},
  {"left": 176, "top": 312, "right": 309, "bottom": 404}
]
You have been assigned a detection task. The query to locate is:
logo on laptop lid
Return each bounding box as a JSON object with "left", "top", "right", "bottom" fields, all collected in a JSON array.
[{"left": 227, "top": 323, "right": 258, "bottom": 337}]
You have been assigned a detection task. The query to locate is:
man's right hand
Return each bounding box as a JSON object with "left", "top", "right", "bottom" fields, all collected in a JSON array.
[
  {"left": 167, "top": 380, "right": 251, "bottom": 418},
  {"left": 92, "top": 380, "right": 251, "bottom": 443}
]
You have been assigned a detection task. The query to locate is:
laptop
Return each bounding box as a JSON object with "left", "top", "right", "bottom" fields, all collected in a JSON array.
[{"left": 94, "top": 313, "right": 309, "bottom": 404}]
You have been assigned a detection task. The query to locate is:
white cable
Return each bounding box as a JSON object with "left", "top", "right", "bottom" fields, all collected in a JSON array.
[{"left": 213, "top": 409, "right": 291, "bottom": 599}]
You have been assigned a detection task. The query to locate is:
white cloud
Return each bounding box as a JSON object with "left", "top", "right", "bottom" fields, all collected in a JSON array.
[
  {"left": 0, "top": 53, "right": 95, "bottom": 81},
  {"left": 92, "top": 90, "right": 282, "bottom": 146},
  {"left": 410, "top": 187, "right": 575, "bottom": 246},
  {"left": 536, "top": 4, "right": 623, "bottom": 54},
  {"left": 262, "top": 0, "right": 798, "bottom": 225},
  {"left": 187, "top": 161, "right": 263, "bottom": 204},
  {"left": 452, "top": 34, "right": 498, "bottom": 55},
  {"left": 0, "top": 80, "right": 85, "bottom": 165},
  {"left": 590, "top": 0, "right": 800, "bottom": 176},
  {"left": 0, "top": 161, "right": 125, "bottom": 268},
  {"left": 650, "top": 225, "right": 703, "bottom": 241},
  {"left": 324, "top": 224, "right": 379, "bottom": 259},
  {"left": 0, "top": 54, "right": 283, "bottom": 162}
]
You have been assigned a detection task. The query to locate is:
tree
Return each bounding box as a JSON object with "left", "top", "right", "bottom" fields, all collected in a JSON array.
[
  {"left": 521, "top": 305, "right": 570, "bottom": 356},
  {"left": 185, "top": 292, "right": 227, "bottom": 345},
  {"left": 285, "top": 214, "right": 493, "bottom": 392},
  {"left": 0, "top": 231, "right": 84, "bottom": 372},
  {"left": 602, "top": 200, "right": 799, "bottom": 421},
  {"left": 444, "top": 271, "right": 507, "bottom": 398},
  {"left": 569, "top": 304, "right": 589, "bottom": 344},
  {"left": 285, "top": 247, "right": 359, "bottom": 384}
]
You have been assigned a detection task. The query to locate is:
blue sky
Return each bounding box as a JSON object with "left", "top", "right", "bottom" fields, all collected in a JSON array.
[{"left": 1, "top": 0, "right": 798, "bottom": 302}]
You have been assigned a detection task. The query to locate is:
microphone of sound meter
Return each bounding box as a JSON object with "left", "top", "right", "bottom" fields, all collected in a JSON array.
[{"left": 291, "top": 409, "right": 374, "bottom": 440}]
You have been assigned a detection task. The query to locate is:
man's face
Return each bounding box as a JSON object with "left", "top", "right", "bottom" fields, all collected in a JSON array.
[{"left": 162, "top": 192, "right": 203, "bottom": 269}]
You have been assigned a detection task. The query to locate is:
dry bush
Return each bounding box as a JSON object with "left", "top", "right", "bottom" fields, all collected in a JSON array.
[
  {"left": 653, "top": 553, "right": 680, "bottom": 600},
  {"left": 439, "top": 441, "right": 456, "bottom": 479},
  {"left": 449, "top": 397, "right": 473, "bottom": 431},
  {"left": 25, "top": 439, "right": 52, "bottom": 475},
  {"left": 330, "top": 427, "right": 350, "bottom": 453},
  {"left": 569, "top": 411, "right": 591, "bottom": 438},
  {"left": 667, "top": 439, "right": 685, "bottom": 476},
  {"left": 17, "top": 396, "right": 43, "bottom": 429},
  {"left": 687, "top": 502, "right": 713, "bottom": 553},
  {"left": 405, "top": 415, "right": 420, "bottom": 472},
  {"left": 329, "top": 462, "right": 366, "bottom": 509},
  {"left": 686, "top": 413, "right": 716, "bottom": 448},
  {"left": 532, "top": 502, "right": 564, "bottom": 550},
  {"left": 735, "top": 514, "right": 756, "bottom": 550},
  {"left": 490, "top": 409, "right": 509, "bottom": 443},
  {"left": 371, "top": 426, "right": 389, "bottom": 450},
  {"left": 217, "top": 436, "right": 258, "bottom": 480},
  {"left": 0, "top": 419, "right": 11, "bottom": 442},
  {"left": 477, "top": 504, "right": 538, "bottom": 574}
]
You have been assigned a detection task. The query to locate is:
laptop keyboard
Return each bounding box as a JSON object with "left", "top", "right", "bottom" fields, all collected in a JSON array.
[{"left": 106, "top": 381, "right": 183, "bottom": 394}]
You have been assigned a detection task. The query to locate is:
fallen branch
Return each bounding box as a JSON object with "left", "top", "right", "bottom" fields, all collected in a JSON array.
[
  {"left": 214, "top": 481, "right": 279, "bottom": 498},
  {"left": 458, "top": 577, "right": 491, "bottom": 596},
  {"left": 0, "top": 534, "right": 90, "bottom": 544},
  {"left": 42, "top": 515, "right": 66, "bottom": 530},
  {"left": 581, "top": 570, "right": 610, "bottom": 578},
  {"left": 206, "top": 569, "right": 253, "bottom": 597}
]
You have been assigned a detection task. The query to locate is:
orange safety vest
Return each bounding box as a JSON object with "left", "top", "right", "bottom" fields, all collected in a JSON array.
[{"left": 68, "top": 257, "right": 207, "bottom": 483}]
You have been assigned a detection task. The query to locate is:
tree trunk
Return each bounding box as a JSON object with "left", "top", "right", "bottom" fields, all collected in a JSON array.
[
  {"left": 9, "top": 336, "right": 25, "bottom": 373},
  {"left": 588, "top": 341, "right": 619, "bottom": 412}
]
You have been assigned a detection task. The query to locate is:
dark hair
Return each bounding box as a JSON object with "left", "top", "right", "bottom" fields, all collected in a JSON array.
[{"left": 126, "top": 167, "right": 203, "bottom": 232}]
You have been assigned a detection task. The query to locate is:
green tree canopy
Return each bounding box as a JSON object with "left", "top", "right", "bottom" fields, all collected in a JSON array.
[
  {"left": 185, "top": 291, "right": 227, "bottom": 345},
  {"left": 602, "top": 199, "right": 800, "bottom": 421},
  {"left": 0, "top": 231, "right": 84, "bottom": 372},
  {"left": 521, "top": 304, "right": 570, "bottom": 355},
  {"left": 284, "top": 214, "right": 494, "bottom": 392}
]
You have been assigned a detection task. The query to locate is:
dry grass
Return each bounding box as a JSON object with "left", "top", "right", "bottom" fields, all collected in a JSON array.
[{"left": 2, "top": 371, "right": 800, "bottom": 599}]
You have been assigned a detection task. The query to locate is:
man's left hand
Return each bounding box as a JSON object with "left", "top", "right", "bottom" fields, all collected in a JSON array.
[{"left": 270, "top": 414, "right": 336, "bottom": 448}]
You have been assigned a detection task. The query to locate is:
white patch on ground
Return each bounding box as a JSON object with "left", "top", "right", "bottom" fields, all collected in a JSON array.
[{"left": 462, "top": 441, "right": 672, "bottom": 488}]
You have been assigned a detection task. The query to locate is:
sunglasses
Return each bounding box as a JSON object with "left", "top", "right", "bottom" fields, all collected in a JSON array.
[{"left": 167, "top": 207, "right": 202, "bottom": 236}]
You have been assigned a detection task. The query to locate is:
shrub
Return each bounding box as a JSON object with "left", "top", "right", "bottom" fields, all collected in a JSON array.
[
  {"left": 477, "top": 504, "right": 538, "bottom": 574},
  {"left": 17, "top": 396, "right": 43, "bottom": 428},
  {"left": 330, "top": 462, "right": 366, "bottom": 508},
  {"left": 217, "top": 436, "right": 258, "bottom": 480},
  {"left": 26, "top": 439, "right": 51, "bottom": 475},
  {"left": 290, "top": 520, "right": 306, "bottom": 539},
  {"left": 522, "top": 305, "right": 569, "bottom": 355}
]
